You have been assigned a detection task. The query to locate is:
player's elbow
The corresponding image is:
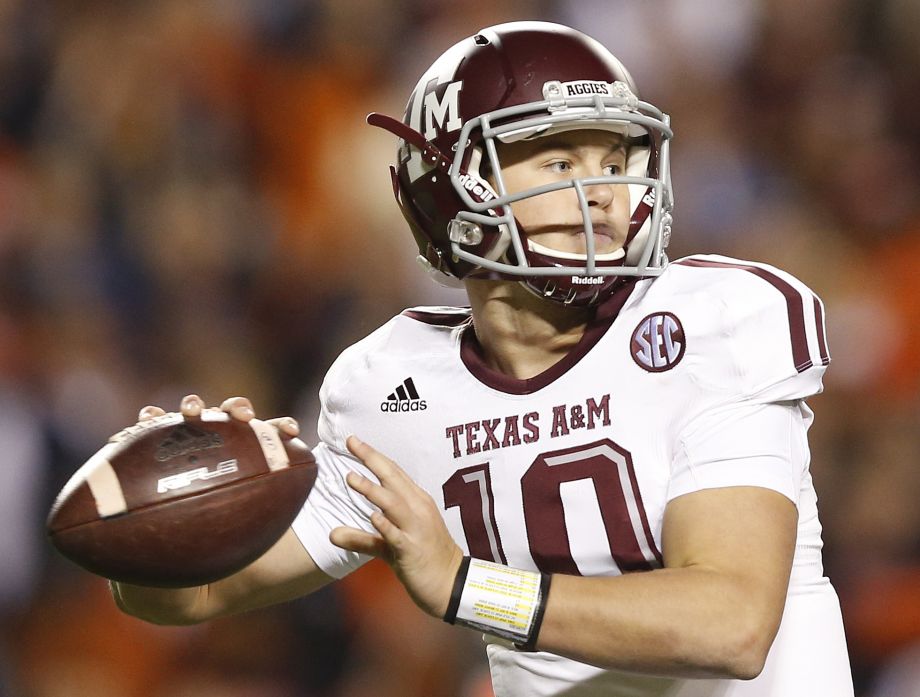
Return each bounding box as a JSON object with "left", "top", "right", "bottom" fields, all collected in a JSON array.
[
  {"left": 721, "top": 636, "right": 768, "bottom": 681},
  {"left": 716, "top": 616, "right": 775, "bottom": 680},
  {"left": 110, "top": 581, "right": 209, "bottom": 626},
  {"left": 118, "top": 603, "right": 202, "bottom": 627}
]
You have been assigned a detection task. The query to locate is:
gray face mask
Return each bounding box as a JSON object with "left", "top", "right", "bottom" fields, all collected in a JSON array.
[{"left": 370, "top": 21, "right": 675, "bottom": 307}]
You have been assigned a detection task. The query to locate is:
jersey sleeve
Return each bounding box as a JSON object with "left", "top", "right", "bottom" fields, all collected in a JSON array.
[
  {"left": 667, "top": 400, "right": 814, "bottom": 504},
  {"left": 289, "top": 338, "right": 383, "bottom": 579},
  {"left": 290, "top": 441, "right": 376, "bottom": 579},
  {"left": 667, "top": 257, "right": 830, "bottom": 503}
]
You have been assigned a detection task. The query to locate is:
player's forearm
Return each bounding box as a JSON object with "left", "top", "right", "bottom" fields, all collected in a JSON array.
[
  {"left": 112, "top": 529, "right": 333, "bottom": 625},
  {"left": 535, "top": 566, "right": 779, "bottom": 680},
  {"left": 110, "top": 580, "right": 209, "bottom": 625}
]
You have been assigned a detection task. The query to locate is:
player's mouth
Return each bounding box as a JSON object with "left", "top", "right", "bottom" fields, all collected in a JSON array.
[
  {"left": 565, "top": 224, "right": 621, "bottom": 254},
  {"left": 577, "top": 224, "right": 617, "bottom": 245}
]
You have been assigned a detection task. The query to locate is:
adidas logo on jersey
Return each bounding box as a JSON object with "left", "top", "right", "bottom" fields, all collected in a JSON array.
[{"left": 380, "top": 377, "right": 428, "bottom": 413}]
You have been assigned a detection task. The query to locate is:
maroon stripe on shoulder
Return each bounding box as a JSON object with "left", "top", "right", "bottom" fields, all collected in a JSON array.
[
  {"left": 813, "top": 296, "right": 830, "bottom": 366},
  {"left": 676, "top": 259, "right": 813, "bottom": 372},
  {"left": 402, "top": 309, "right": 472, "bottom": 327}
]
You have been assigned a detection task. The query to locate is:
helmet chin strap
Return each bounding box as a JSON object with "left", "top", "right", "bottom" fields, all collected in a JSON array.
[{"left": 526, "top": 238, "right": 626, "bottom": 262}]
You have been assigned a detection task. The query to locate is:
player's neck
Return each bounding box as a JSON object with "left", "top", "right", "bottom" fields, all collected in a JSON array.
[{"left": 464, "top": 279, "right": 591, "bottom": 380}]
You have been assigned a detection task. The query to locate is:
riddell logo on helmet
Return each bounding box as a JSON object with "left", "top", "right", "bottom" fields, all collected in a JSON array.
[
  {"left": 571, "top": 276, "right": 604, "bottom": 284},
  {"left": 456, "top": 172, "right": 495, "bottom": 202}
]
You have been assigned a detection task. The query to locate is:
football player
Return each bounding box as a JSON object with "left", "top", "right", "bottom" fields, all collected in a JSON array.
[{"left": 112, "top": 21, "right": 854, "bottom": 696}]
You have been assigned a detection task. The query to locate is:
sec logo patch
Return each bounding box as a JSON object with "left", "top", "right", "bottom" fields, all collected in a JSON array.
[{"left": 631, "top": 312, "right": 686, "bottom": 372}]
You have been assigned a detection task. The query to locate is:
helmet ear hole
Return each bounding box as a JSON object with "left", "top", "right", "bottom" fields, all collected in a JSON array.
[{"left": 479, "top": 158, "right": 494, "bottom": 186}]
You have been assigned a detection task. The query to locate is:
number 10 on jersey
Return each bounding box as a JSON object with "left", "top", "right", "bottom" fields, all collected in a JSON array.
[{"left": 443, "top": 438, "right": 663, "bottom": 576}]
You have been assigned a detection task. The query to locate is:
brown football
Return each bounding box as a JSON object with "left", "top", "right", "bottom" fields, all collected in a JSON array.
[{"left": 46, "top": 412, "right": 317, "bottom": 587}]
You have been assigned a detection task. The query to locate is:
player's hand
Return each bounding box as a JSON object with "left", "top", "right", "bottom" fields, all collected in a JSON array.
[
  {"left": 330, "top": 436, "right": 464, "bottom": 619},
  {"left": 137, "top": 395, "right": 300, "bottom": 438}
]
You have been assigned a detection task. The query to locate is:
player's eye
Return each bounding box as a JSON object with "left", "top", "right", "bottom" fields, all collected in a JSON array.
[
  {"left": 602, "top": 164, "right": 621, "bottom": 176},
  {"left": 545, "top": 160, "right": 573, "bottom": 174}
]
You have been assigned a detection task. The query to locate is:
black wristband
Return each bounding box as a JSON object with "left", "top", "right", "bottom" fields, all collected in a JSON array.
[
  {"left": 443, "top": 555, "right": 471, "bottom": 624},
  {"left": 515, "top": 572, "right": 552, "bottom": 652}
]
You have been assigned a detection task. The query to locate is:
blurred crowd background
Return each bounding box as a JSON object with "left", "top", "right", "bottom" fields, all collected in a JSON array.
[{"left": 0, "top": 0, "right": 918, "bottom": 695}]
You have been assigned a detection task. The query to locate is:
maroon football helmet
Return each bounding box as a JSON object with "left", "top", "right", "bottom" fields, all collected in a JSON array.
[{"left": 368, "top": 21, "right": 674, "bottom": 306}]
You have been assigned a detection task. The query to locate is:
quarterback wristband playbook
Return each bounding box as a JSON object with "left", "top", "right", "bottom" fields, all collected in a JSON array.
[{"left": 443, "top": 557, "right": 552, "bottom": 651}]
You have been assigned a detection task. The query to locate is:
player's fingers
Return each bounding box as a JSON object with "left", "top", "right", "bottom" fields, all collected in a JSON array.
[
  {"left": 369, "top": 510, "right": 402, "bottom": 546},
  {"left": 346, "top": 436, "right": 412, "bottom": 488},
  {"left": 138, "top": 405, "right": 166, "bottom": 421},
  {"left": 266, "top": 416, "right": 300, "bottom": 438},
  {"left": 329, "top": 526, "right": 388, "bottom": 558},
  {"left": 345, "top": 471, "right": 402, "bottom": 517},
  {"left": 219, "top": 396, "right": 255, "bottom": 422},
  {"left": 179, "top": 394, "right": 204, "bottom": 418}
]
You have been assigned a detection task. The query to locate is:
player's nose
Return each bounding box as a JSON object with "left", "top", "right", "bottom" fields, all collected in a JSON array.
[{"left": 584, "top": 179, "right": 615, "bottom": 209}]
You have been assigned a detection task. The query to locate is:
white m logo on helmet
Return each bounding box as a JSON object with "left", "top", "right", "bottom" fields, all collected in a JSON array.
[{"left": 423, "top": 80, "right": 463, "bottom": 139}]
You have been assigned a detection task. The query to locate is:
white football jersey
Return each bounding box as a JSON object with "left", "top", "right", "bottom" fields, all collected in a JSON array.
[{"left": 292, "top": 254, "right": 853, "bottom": 697}]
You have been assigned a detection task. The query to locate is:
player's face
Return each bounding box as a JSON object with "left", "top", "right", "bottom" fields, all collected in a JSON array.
[{"left": 495, "top": 130, "right": 630, "bottom": 256}]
